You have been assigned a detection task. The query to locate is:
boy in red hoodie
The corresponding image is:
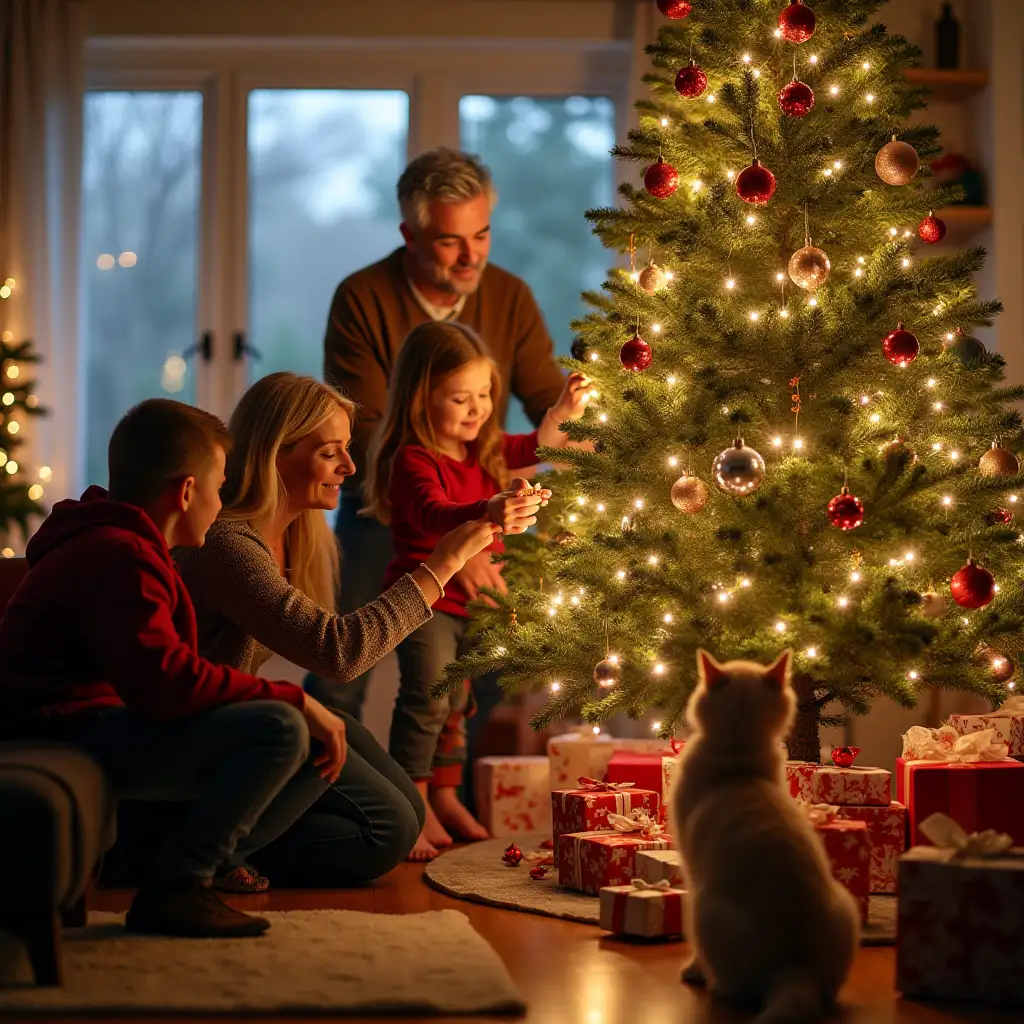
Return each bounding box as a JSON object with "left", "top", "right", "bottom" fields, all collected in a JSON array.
[{"left": 0, "top": 399, "right": 347, "bottom": 938}]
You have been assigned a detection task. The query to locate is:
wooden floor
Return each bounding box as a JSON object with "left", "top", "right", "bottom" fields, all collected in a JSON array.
[{"left": 78, "top": 857, "right": 1016, "bottom": 1024}]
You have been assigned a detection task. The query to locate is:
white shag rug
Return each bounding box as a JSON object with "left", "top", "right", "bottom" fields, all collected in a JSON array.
[{"left": 0, "top": 909, "right": 525, "bottom": 1015}]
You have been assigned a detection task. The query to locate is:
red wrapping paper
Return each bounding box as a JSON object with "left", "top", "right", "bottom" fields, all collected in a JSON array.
[
  {"left": 605, "top": 751, "right": 666, "bottom": 794},
  {"left": 815, "top": 818, "right": 870, "bottom": 923},
  {"left": 785, "top": 761, "right": 818, "bottom": 800},
  {"left": 474, "top": 756, "right": 551, "bottom": 837},
  {"left": 947, "top": 712, "right": 1024, "bottom": 757},
  {"left": 546, "top": 733, "right": 671, "bottom": 790},
  {"left": 897, "top": 845, "right": 1024, "bottom": 1005},
  {"left": 551, "top": 787, "right": 659, "bottom": 841},
  {"left": 896, "top": 757, "right": 1024, "bottom": 847},
  {"left": 831, "top": 801, "right": 907, "bottom": 893},
  {"left": 810, "top": 765, "right": 891, "bottom": 806},
  {"left": 598, "top": 883, "right": 685, "bottom": 938},
  {"left": 557, "top": 830, "right": 671, "bottom": 895}
]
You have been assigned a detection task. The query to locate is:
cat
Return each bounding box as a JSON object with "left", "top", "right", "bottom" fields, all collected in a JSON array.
[{"left": 670, "top": 649, "right": 860, "bottom": 1023}]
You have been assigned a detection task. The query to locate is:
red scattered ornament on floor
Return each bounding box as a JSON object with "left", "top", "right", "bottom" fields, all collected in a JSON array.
[
  {"left": 831, "top": 745, "right": 861, "bottom": 768},
  {"left": 778, "top": 79, "right": 815, "bottom": 117},
  {"left": 675, "top": 61, "right": 708, "bottom": 98},
  {"left": 918, "top": 213, "right": 947, "bottom": 244},
  {"left": 950, "top": 559, "right": 996, "bottom": 609},
  {"left": 657, "top": 0, "right": 692, "bottom": 17},
  {"left": 539, "top": 838, "right": 554, "bottom": 850},
  {"left": 778, "top": 1, "right": 816, "bottom": 43},
  {"left": 502, "top": 842, "right": 524, "bottom": 867},
  {"left": 620, "top": 333, "right": 653, "bottom": 372},
  {"left": 643, "top": 159, "right": 679, "bottom": 198},
  {"left": 882, "top": 324, "right": 920, "bottom": 367},
  {"left": 827, "top": 488, "right": 865, "bottom": 530},
  {"left": 736, "top": 159, "right": 777, "bottom": 205},
  {"left": 529, "top": 865, "right": 549, "bottom": 880}
]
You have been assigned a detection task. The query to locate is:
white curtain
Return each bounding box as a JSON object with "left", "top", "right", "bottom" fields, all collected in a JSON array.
[{"left": 0, "top": 0, "right": 86, "bottom": 540}]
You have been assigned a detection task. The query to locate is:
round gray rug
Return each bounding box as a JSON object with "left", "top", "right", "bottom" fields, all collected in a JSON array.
[{"left": 424, "top": 834, "right": 896, "bottom": 945}]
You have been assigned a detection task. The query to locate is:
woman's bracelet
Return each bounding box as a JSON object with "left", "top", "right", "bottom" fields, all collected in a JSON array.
[{"left": 418, "top": 562, "right": 445, "bottom": 600}]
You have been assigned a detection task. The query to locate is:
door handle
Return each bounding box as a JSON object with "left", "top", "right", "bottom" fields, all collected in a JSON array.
[
  {"left": 232, "top": 330, "right": 262, "bottom": 362},
  {"left": 182, "top": 331, "right": 213, "bottom": 362}
]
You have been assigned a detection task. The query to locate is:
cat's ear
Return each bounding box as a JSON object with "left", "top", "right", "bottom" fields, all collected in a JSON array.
[
  {"left": 697, "top": 649, "right": 728, "bottom": 690},
  {"left": 764, "top": 649, "right": 792, "bottom": 691}
]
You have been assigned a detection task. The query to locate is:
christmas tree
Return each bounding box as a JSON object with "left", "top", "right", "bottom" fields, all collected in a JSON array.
[{"left": 441, "top": 0, "right": 1023, "bottom": 762}]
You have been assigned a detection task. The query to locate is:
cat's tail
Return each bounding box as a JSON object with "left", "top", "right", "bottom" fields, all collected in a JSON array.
[{"left": 754, "top": 969, "right": 824, "bottom": 1024}]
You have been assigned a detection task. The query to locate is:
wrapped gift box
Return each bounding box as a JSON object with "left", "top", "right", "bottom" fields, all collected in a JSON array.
[
  {"left": 551, "top": 785, "right": 659, "bottom": 841},
  {"left": 474, "top": 756, "right": 552, "bottom": 837},
  {"left": 661, "top": 756, "right": 680, "bottom": 822},
  {"left": 947, "top": 712, "right": 1024, "bottom": 758},
  {"left": 897, "top": 757, "right": 1024, "bottom": 847},
  {"left": 557, "top": 830, "right": 671, "bottom": 895},
  {"left": 810, "top": 765, "right": 891, "bottom": 807},
  {"left": 815, "top": 818, "right": 870, "bottom": 923},
  {"left": 831, "top": 801, "right": 907, "bottom": 893},
  {"left": 605, "top": 751, "right": 666, "bottom": 795},
  {"left": 785, "top": 761, "right": 818, "bottom": 801},
  {"left": 547, "top": 733, "right": 671, "bottom": 791},
  {"left": 635, "top": 848, "right": 686, "bottom": 888},
  {"left": 599, "top": 881, "right": 685, "bottom": 939},
  {"left": 897, "top": 844, "right": 1024, "bottom": 1005}
]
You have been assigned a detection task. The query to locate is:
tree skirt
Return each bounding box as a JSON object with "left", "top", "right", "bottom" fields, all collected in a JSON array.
[
  {"left": 425, "top": 834, "right": 896, "bottom": 945},
  {"left": 0, "top": 909, "right": 525, "bottom": 1014}
]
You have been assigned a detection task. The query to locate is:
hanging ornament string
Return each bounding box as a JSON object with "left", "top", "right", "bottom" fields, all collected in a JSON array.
[
  {"left": 804, "top": 201, "right": 811, "bottom": 247},
  {"left": 790, "top": 376, "right": 802, "bottom": 440}
]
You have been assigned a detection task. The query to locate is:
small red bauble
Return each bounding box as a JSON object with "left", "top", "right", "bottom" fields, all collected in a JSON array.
[
  {"left": 826, "top": 487, "right": 865, "bottom": 530},
  {"left": 778, "top": 79, "right": 815, "bottom": 117},
  {"left": 987, "top": 508, "right": 1015, "bottom": 526},
  {"left": 882, "top": 325, "right": 920, "bottom": 367},
  {"left": 528, "top": 865, "right": 549, "bottom": 880},
  {"left": 736, "top": 159, "right": 777, "bottom": 205},
  {"left": 831, "top": 745, "right": 861, "bottom": 768},
  {"left": 918, "top": 213, "right": 947, "bottom": 245},
  {"left": 951, "top": 559, "right": 996, "bottom": 609},
  {"left": 657, "top": 0, "right": 692, "bottom": 16},
  {"left": 779, "top": 1, "right": 817, "bottom": 44},
  {"left": 644, "top": 159, "right": 679, "bottom": 199},
  {"left": 619, "top": 334, "right": 653, "bottom": 372},
  {"left": 502, "top": 842, "right": 524, "bottom": 866},
  {"left": 675, "top": 61, "right": 708, "bottom": 99}
]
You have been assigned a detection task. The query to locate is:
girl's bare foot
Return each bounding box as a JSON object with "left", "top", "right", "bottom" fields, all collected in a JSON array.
[
  {"left": 407, "top": 831, "right": 441, "bottom": 862},
  {"left": 430, "top": 785, "right": 490, "bottom": 841},
  {"left": 421, "top": 790, "right": 454, "bottom": 848}
]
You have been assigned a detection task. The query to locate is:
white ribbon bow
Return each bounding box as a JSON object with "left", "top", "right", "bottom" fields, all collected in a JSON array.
[
  {"left": 631, "top": 878, "right": 675, "bottom": 891},
  {"left": 919, "top": 812, "right": 1014, "bottom": 859},
  {"left": 607, "top": 808, "right": 665, "bottom": 838},
  {"left": 902, "top": 725, "right": 1009, "bottom": 763},
  {"left": 576, "top": 776, "right": 635, "bottom": 791},
  {"left": 990, "top": 695, "right": 1024, "bottom": 718},
  {"left": 797, "top": 800, "right": 839, "bottom": 826}
]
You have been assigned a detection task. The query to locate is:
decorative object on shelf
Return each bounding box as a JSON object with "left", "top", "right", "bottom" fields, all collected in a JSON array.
[
  {"left": 936, "top": 2, "right": 960, "bottom": 69},
  {"left": 950, "top": 559, "right": 996, "bottom": 609},
  {"left": 675, "top": 61, "right": 708, "bottom": 99},
  {"left": 931, "top": 153, "right": 986, "bottom": 206},
  {"left": 918, "top": 212, "right": 947, "bottom": 244},
  {"left": 670, "top": 472, "right": 709, "bottom": 513},
  {"left": 788, "top": 244, "right": 831, "bottom": 291},
  {"left": 712, "top": 439, "right": 766, "bottom": 496},
  {"left": 978, "top": 440, "right": 1019, "bottom": 478},
  {"left": 919, "top": 591, "right": 948, "bottom": 620},
  {"left": 944, "top": 327, "right": 986, "bottom": 364},
  {"left": 638, "top": 262, "right": 668, "bottom": 294},
  {"left": 736, "top": 159, "right": 777, "bottom": 205},
  {"left": 644, "top": 159, "right": 679, "bottom": 199},
  {"left": 502, "top": 842, "right": 524, "bottom": 867},
  {"left": 778, "top": 1, "right": 817, "bottom": 44},
  {"left": 619, "top": 333, "right": 653, "bottom": 372},
  {"left": 882, "top": 324, "right": 920, "bottom": 367},
  {"left": 778, "top": 79, "right": 815, "bottom": 118},
  {"left": 875, "top": 138, "right": 920, "bottom": 186},
  {"left": 657, "top": 0, "right": 692, "bottom": 18},
  {"left": 831, "top": 745, "right": 861, "bottom": 768},
  {"left": 594, "top": 657, "right": 621, "bottom": 689},
  {"left": 826, "top": 487, "right": 865, "bottom": 530}
]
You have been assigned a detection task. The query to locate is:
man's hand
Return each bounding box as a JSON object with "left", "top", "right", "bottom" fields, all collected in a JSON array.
[
  {"left": 301, "top": 696, "right": 348, "bottom": 782},
  {"left": 456, "top": 551, "right": 508, "bottom": 606}
]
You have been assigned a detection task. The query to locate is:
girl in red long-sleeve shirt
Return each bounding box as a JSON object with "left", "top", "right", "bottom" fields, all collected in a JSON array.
[{"left": 364, "top": 321, "right": 588, "bottom": 860}]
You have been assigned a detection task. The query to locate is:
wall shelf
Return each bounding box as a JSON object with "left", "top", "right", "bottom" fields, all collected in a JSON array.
[{"left": 903, "top": 68, "right": 990, "bottom": 103}]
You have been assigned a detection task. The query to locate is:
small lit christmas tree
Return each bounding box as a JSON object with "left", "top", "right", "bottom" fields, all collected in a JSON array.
[{"left": 442, "top": 0, "right": 1023, "bottom": 762}]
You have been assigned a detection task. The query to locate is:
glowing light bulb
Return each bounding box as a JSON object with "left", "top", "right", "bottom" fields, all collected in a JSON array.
[
  {"left": 905, "top": 551, "right": 915, "bottom": 562},
  {"left": 589, "top": 351, "right": 598, "bottom": 362},
  {"left": 726, "top": 169, "right": 736, "bottom": 181},
  {"left": 850, "top": 571, "right": 861, "bottom": 583},
  {"left": 889, "top": 558, "right": 899, "bottom": 568},
  {"left": 901, "top": 258, "right": 911, "bottom": 268},
  {"left": 651, "top": 323, "right": 662, "bottom": 333},
  {"left": 870, "top": 413, "right": 881, "bottom": 424},
  {"left": 707, "top": 94, "right": 717, "bottom": 104},
  {"left": 664, "top": 613, "right": 674, "bottom": 624},
  {"left": 776, "top": 272, "right": 785, "bottom": 283},
  {"left": 548, "top": 607, "right": 556, "bottom": 617},
  {"left": 718, "top": 592, "right": 731, "bottom": 604},
  {"left": 616, "top": 570, "right": 626, "bottom": 580},
  {"left": 857, "top": 256, "right": 866, "bottom": 265},
  {"left": 793, "top": 438, "right": 804, "bottom": 450},
  {"left": 593, "top": 726, "right": 601, "bottom": 735},
  {"left": 773, "top": 436, "right": 783, "bottom": 448},
  {"left": 927, "top": 378, "right": 937, "bottom": 388},
  {"left": 740, "top": 578, "right": 751, "bottom": 588},
  {"left": 994, "top": 584, "right": 1001, "bottom": 593},
  {"left": 752, "top": 69, "right": 761, "bottom": 79},
  {"left": 634, "top": 499, "right": 644, "bottom": 510},
  {"left": 943, "top": 495, "right": 952, "bottom": 506},
  {"left": 725, "top": 278, "right": 736, "bottom": 290},
  {"left": 932, "top": 442, "right": 942, "bottom": 451},
  {"left": 570, "top": 595, "right": 580, "bottom": 605},
  {"left": 651, "top": 720, "right": 663, "bottom": 732},
  {"left": 808, "top": 297, "right": 818, "bottom": 307},
  {"left": 946, "top": 333, "right": 955, "bottom": 342},
  {"left": 749, "top": 311, "right": 759, "bottom": 322},
  {"left": 779, "top": 309, "right": 789, "bottom": 318},
  {"left": 666, "top": 375, "right": 677, "bottom": 385},
  {"left": 568, "top": 513, "right": 578, "bottom": 523},
  {"left": 774, "top": 28, "right": 782, "bottom": 38},
  {"left": 39, "top": 466, "right": 52, "bottom": 482},
  {"left": 860, "top": 394, "right": 871, "bottom": 406},
  {"left": 667, "top": 455, "right": 679, "bottom": 468},
  {"left": 1011, "top": 495, "right": 1019, "bottom": 504},
  {"left": 550, "top": 681, "right": 561, "bottom": 692},
  {"left": 4, "top": 461, "right": 16, "bottom": 474},
  {"left": 596, "top": 503, "right": 606, "bottom": 512},
  {"left": 774, "top": 621, "right": 786, "bottom": 633},
  {"left": 598, "top": 413, "right": 608, "bottom": 423},
  {"left": 661, "top": 118, "right": 669, "bottom": 127},
  {"left": 837, "top": 596, "right": 850, "bottom": 609},
  {"left": 950, "top": 451, "right": 960, "bottom": 461},
  {"left": 648, "top": 554, "right": 659, "bottom": 566},
  {"left": 833, "top": 160, "right": 842, "bottom": 169},
  {"left": 889, "top": 227, "right": 899, "bottom": 237},
  {"left": 653, "top": 663, "right": 666, "bottom": 675},
  {"left": 908, "top": 670, "right": 919, "bottom": 681},
  {"left": 742, "top": 53, "right": 752, "bottom": 63},
  {"left": 805, "top": 647, "right": 817, "bottom": 658},
  {"left": 830, "top": 85, "right": 840, "bottom": 96},
  {"left": 823, "top": 168, "right": 833, "bottom": 177},
  {"left": 933, "top": 402, "right": 944, "bottom": 412},
  {"left": 692, "top": 180, "right": 703, "bottom": 192},
  {"left": 746, "top": 215, "right": 757, "bottom": 226},
  {"left": 866, "top": 93, "right": 875, "bottom": 103},
  {"left": 6, "top": 366, "right": 19, "bottom": 379},
  {"left": 810, "top": 55, "right": 819, "bottom": 64},
  {"left": 854, "top": 268, "right": 863, "bottom": 278},
  {"left": 863, "top": 61, "right": 871, "bottom": 70}
]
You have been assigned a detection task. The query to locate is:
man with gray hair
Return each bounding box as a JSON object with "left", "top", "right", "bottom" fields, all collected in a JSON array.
[{"left": 311, "top": 148, "right": 564, "bottom": 730}]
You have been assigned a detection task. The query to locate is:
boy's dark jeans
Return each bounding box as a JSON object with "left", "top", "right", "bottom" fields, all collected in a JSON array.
[{"left": 71, "top": 700, "right": 324, "bottom": 885}]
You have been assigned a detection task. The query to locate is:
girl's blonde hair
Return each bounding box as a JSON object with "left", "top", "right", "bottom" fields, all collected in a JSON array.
[
  {"left": 221, "top": 372, "right": 355, "bottom": 611},
  {"left": 364, "top": 321, "right": 506, "bottom": 525}
]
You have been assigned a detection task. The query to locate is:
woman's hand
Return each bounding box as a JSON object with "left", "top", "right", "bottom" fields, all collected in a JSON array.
[
  {"left": 538, "top": 371, "right": 592, "bottom": 447},
  {"left": 301, "top": 696, "right": 348, "bottom": 782},
  {"left": 415, "top": 519, "right": 501, "bottom": 602},
  {"left": 485, "top": 479, "right": 550, "bottom": 534}
]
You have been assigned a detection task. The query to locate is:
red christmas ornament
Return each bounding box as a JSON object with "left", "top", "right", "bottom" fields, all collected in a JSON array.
[
  {"left": 657, "top": 0, "right": 692, "bottom": 17},
  {"left": 830, "top": 745, "right": 861, "bottom": 768},
  {"left": 736, "top": 159, "right": 777, "bottom": 205},
  {"left": 502, "top": 842, "right": 524, "bottom": 866},
  {"left": 882, "top": 324, "right": 920, "bottom": 367},
  {"left": 778, "top": 1, "right": 817, "bottom": 44},
  {"left": 675, "top": 61, "right": 708, "bottom": 99},
  {"left": 529, "top": 865, "right": 549, "bottom": 880},
  {"left": 950, "top": 559, "right": 996, "bottom": 609},
  {"left": 778, "top": 79, "right": 815, "bottom": 117},
  {"left": 987, "top": 508, "right": 1015, "bottom": 526},
  {"left": 619, "top": 334, "right": 653, "bottom": 372},
  {"left": 826, "top": 487, "right": 865, "bottom": 530},
  {"left": 918, "top": 213, "right": 947, "bottom": 245},
  {"left": 644, "top": 159, "right": 679, "bottom": 199},
  {"left": 539, "top": 838, "right": 554, "bottom": 850}
]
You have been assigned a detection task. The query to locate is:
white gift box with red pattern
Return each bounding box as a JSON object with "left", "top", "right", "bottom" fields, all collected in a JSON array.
[
  {"left": 557, "top": 829, "right": 671, "bottom": 895},
  {"left": 599, "top": 880, "right": 686, "bottom": 939},
  {"left": 785, "top": 761, "right": 818, "bottom": 800},
  {"left": 947, "top": 704, "right": 1024, "bottom": 758},
  {"left": 474, "top": 756, "right": 551, "bottom": 837},
  {"left": 634, "top": 848, "right": 686, "bottom": 888},
  {"left": 551, "top": 785, "right": 659, "bottom": 841},
  {"left": 547, "top": 731, "right": 674, "bottom": 791},
  {"left": 810, "top": 765, "right": 891, "bottom": 806},
  {"left": 831, "top": 801, "right": 907, "bottom": 893}
]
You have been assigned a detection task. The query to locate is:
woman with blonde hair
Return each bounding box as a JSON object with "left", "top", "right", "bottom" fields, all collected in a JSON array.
[{"left": 175, "top": 371, "right": 497, "bottom": 887}]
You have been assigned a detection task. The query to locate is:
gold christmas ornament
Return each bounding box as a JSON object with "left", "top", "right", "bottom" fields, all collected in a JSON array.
[
  {"left": 919, "top": 591, "right": 948, "bottom": 620},
  {"left": 670, "top": 472, "right": 710, "bottom": 513},
  {"left": 976, "top": 644, "right": 1015, "bottom": 684},
  {"left": 593, "top": 657, "right": 621, "bottom": 688},
  {"left": 638, "top": 262, "right": 668, "bottom": 295},
  {"left": 978, "top": 439, "right": 1020, "bottom": 478},
  {"left": 788, "top": 245, "right": 831, "bottom": 292},
  {"left": 553, "top": 530, "right": 577, "bottom": 547},
  {"left": 875, "top": 138, "right": 920, "bottom": 186}
]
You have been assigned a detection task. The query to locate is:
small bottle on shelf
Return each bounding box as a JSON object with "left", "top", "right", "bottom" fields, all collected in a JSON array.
[{"left": 936, "top": 3, "right": 960, "bottom": 69}]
